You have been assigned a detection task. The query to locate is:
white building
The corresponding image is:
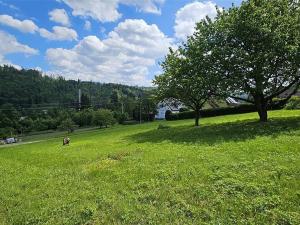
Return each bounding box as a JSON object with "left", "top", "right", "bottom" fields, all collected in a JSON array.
[{"left": 155, "top": 100, "right": 185, "bottom": 119}]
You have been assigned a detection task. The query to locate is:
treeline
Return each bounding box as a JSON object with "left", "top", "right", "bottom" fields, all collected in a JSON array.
[
  {"left": 0, "top": 66, "right": 157, "bottom": 138},
  {"left": 0, "top": 65, "right": 147, "bottom": 109}
]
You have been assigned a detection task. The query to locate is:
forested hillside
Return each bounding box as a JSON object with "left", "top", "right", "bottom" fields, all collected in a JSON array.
[
  {"left": 0, "top": 65, "right": 144, "bottom": 109},
  {"left": 0, "top": 65, "right": 157, "bottom": 137}
]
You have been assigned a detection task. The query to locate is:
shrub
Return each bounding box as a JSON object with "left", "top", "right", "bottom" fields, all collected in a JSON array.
[
  {"left": 93, "top": 109, "right": 116, "bottom": 128},
  {"left": 165, "top": 104, "right": 257, "bottom": 120},
  {"left": 32, "top": 118, "right": 49, "bottom": 131},
  {"left": 165, "top": 110, "right": 172, "bottom": 120},
  {"left": 285, "top": 96, "right": 300, "bottom": 110},
  {"left": 114, "top": 112, "right": 129, "bottom": 124},
  {"left": 179, "top": 108, "right": 189, "bottom": 112},
  {"left": 58, "top": 118, "right": 78, "bottom": 133}
]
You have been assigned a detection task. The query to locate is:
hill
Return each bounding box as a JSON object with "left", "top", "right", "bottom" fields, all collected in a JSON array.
[
  {"left": 0, "top": 110, "right": 299, "bottom": 224},
  {"left": 0, "top": 65, "right": 145, "bottom": 109}
]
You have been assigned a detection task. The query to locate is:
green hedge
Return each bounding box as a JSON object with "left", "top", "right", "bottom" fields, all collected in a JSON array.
[
  {"left": 284, "top": 96, "right": 300, "bottom": 110},
  {"left": 165, "top": 103, "right": 284, "bottom": 121},
  {"left": 165, "top": 104, "right": 255, "bottom": 121}
]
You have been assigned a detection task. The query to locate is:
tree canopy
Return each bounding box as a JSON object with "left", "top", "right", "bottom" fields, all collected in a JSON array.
[
  {"left": 208, "top": 0, "right": 300, "bottom": 121},
  {"left": 154, "top": 21, "right": 223, "bottom": 126},
  {"left": 155, "top": 0, "right": 300, "bottom": 123}
]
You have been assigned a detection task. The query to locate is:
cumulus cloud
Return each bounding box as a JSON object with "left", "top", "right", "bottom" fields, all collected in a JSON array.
[
  {"left": 0, "top": 14, "right": 77, "bottom": 41},
  {"left": 174, "top": 1, "right": 219, "bottom": 40},
  {"left": 46, "top": 19, "right": 173, "bottom": 86},
  {"left": 59, "top": 0, "right": 165, "bottom": 22},
  {"left": 121, "top": 0, "right": 165, "bottom": 14},
  {"left": 39, "top": 26, "right": 78, "bottom": 41},
  {"left": 0, "top": 14, "right": 38, "bottom": 33},
  {"left": 0, "top": 30, "right": 38, "bottom": 67},
  {"left": 49, "top": 8, "right": 71, "bottom": 27}
]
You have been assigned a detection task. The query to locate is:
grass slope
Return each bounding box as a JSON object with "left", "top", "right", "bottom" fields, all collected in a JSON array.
[{"left": 0, "top": 110, "right": 299, "bottom": 224}]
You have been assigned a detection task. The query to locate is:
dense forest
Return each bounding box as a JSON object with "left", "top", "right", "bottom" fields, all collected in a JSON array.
[
  {"left": 0, "top": 65, "right": 149, "bottom": 109},
  {"left": 0, "top": 65, "right": 157, "bottom": 137}
]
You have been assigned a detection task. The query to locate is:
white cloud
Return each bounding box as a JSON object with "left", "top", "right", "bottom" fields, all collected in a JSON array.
[
  {"left": 120, "top": 0, "right": 165, "bottom": 14},
  {"left": 0, "top": 1, "right": 19, "bottom": 11},
  {"left": 84, "top": 20, "right": 91, "bottom": 31},
  {"left": 0, "top": 14, "right": 77, "bottom": 41},
  {"left": 59, "top": 0, "right": 120, "bottom": 22},
  {"left": 0, "top": 14, "right": 38, "bottom": 33},
  {"left": 46, "top": 19, "right": 173, "bottom": 86},
  {"left": 49, "top": 8, "right": 71, "bottom": 27},
  {"left": 0, "top": 30, "right": 38, "bottom": 67},
  {"left": 39, "top": 26, "right": 78, "bottom": 41},
  {"left": 174, "top": 1, "right": 219, "bottom": 40},
  {"left": 59, "top": 0, "right": 165, "bottom": 22}
]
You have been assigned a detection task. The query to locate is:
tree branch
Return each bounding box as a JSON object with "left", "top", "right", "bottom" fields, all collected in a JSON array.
[{"left": 266, "top": 78, "right": 300, "bottom": 100}]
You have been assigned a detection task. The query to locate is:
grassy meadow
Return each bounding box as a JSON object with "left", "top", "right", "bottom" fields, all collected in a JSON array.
[{"left": 0, "top": 110, "right": 300, "bottom": 224}]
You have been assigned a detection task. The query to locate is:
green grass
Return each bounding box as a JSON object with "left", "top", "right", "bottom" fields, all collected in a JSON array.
[{"left": 0, "top": 110, "right": 300, "bottom": 224}]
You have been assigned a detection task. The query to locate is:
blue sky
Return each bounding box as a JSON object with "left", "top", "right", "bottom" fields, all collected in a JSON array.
[{"left": 0, "top": 0, "right": 242, "bottom": 86}]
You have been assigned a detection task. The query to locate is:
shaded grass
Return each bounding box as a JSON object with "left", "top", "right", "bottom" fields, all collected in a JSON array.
[
  {"left": 0, "top": 110, "right": 299, "bottom": 224},
  {"left": 128, "top": 116, "right": 300, "bottom": 145}
]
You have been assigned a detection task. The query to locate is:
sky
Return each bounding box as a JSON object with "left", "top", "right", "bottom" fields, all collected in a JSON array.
[{"left": 0, "top": 0, "right": 242, "bottom": 86}]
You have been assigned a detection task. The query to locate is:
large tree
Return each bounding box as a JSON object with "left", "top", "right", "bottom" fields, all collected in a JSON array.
[
  {"left": 154, "top": 21, "right": 222, "bottom": 126},
  {"left": 208, "top": 0, "right": 300, "bottom": 122}
]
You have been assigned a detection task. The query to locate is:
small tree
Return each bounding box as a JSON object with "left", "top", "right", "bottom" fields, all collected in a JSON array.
[
  {"left": 154, "top": 21, "right": 223, "bottom": 126},
  {"left": 208, "top": 0, "right": 300, "bottom": 122},
  {"left": 93, "top": 109, "right": 115, "bottom": 128},
  {"left": 58, "top": 118, "right": 77, "bottom": 133}
]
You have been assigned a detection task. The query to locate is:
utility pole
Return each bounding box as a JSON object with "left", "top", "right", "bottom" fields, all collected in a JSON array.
[
  {"left": 139, "top": 94, "right": 142, "bottom": 124},
  {"left": 78, "top": 88, "right": 81, "bottom": 111}
]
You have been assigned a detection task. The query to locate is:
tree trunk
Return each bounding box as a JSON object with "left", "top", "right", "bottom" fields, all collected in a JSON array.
[
  {"left": 254, "top": 95, "right": 268, "bottom": 122},
  {"left": 195, "top": 109, "right": 200, "bottom": 126}
]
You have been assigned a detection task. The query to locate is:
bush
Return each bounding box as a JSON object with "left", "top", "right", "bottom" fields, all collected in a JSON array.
[
  {"left": 285, "top": 96, "right": 300, "bottom": 110},
  {"left": 58, "top": 118, "right": 78, "bottom": 133},
  {"left": 114, "top": 112, "right": 129, "bottom": 124},
  {"left": 93, "top": 109, "right": 116, "bottom": 128},
  {"left": 165, "top": 110, "right": 172, "bottom": 120},
  {"left": 166, "top": 104, "right": 257, "bottom": 121},
  {"left": 32, "top": 118, "right": 49, "bottom": 131},
  {"left": 179, "top": 108, "right": 189, "bottom": 112}
]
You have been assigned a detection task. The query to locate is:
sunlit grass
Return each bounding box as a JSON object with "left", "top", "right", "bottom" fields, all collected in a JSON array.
[{"left": 0, "top": 110, "right": 299, "bottom": 224}]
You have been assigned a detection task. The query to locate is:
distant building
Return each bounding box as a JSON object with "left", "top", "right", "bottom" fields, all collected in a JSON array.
[{"left": 155, "top": 100, "right": 185, "bottom": 119}]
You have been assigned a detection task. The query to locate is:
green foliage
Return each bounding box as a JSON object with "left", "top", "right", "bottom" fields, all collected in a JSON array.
[
  {"left": 93, "top": 109, "right": 116, "bottom": 128},
  {"left": 165, "top": 110, "right": 172, "bottom": 120},
  {"left": 166, "top": 104, "right": 257, "bottom": 120},
  {"left": 72, "top": 109, "right": 94, "bottom": 127},
  {"left": 0, "top": 65, "right": 145, "bottom": 115},
  {"left": 206, "top": 0, "right": 300, "bottom": 121},
  {"left": 0, "top": 127, "right": 15, "bottom": 138},
  {"left": 154, "top": 32, "right": 223, "bottom": 126},
  {"left": 114, "top": 112, "right": 129, "bottom": 124},
  {"left": 0, "top": 110, "right": 299, "bottom": 224},
  {"left": 57, "top": 118, "right": 78, "bottom": 133},
  {"left": 285, "top": 96, "right": 300, "bottom": 110}
]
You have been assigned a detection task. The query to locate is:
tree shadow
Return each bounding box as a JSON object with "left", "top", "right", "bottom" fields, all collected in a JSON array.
[{"left": 126, "top": 117, "right": 300, "bottom": 146}]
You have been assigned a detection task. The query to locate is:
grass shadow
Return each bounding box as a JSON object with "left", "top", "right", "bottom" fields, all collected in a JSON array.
[{"left": 126, "top": 117, "right": 300, "bottom": 146}]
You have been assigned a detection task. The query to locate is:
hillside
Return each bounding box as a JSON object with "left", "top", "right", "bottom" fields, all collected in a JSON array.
[
  {"left": 0, "top": 65, "right": 145, "bottom": 109},
  {"left": 0, "top": 110, "right": 299, "bottom": 224}
]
